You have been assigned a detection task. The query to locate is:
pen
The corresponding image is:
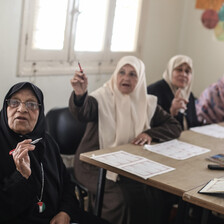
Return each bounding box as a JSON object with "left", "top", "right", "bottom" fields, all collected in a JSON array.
[
  {"left": 208, "top": 164, "right": 224, "bottom": 170},
  {"left": 9, "top": 137, "right": 43, "bottom": 155},
  {"left": 179, "top": 109, "right": 186, "bottom": 116},
  {"left": 30, "top": 137, "right": 43, "bottom": 145},
  {"left": 78, "top": 61, "right": 83, "bottom": 73}
]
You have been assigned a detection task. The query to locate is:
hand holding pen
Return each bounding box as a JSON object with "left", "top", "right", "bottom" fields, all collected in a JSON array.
[
  {"left": 10, "top": 138, "right": 42, "bottom": 179},
  {"left": 170, "top": 88, "right": 188, "bottom": 116},
  {"left": 9, "top": 137, "right": 42, "bottom": 155},
  {"left": 70, "top": 62, "right": 88, "bottom": 97}
]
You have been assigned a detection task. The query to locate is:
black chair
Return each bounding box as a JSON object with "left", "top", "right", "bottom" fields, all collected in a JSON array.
[{"left": 45, "top": 107, "right": 88, "bottom": 210}]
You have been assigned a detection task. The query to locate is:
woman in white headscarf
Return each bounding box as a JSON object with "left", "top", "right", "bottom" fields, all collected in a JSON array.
[
  {"left": 69, "top": 56, "right": 181, "bottom": 224},
  {"left": 147, "top": 55, "right": 200, "bottom": 130}
]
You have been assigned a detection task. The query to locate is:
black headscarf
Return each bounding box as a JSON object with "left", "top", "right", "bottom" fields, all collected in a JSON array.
[
  {"left": 0, "top": 82, "right": 45, "bottom": 150},
  {"left": 0, "top": 82, "right": 79, "bottom": 223},
  {"left": 0, "top": 82, "right": 102, "bottom": 224}
]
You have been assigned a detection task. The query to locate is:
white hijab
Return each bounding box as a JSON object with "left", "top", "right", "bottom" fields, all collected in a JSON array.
[
  {"left": 91, "top": 56, "right": 157, "bottom": 149},
  {"left": 163, "top": 55, "right": 194, "bottom": 100}
]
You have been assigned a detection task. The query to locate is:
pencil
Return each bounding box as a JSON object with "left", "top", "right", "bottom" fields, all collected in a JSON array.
[{"left": 78, "top": 61, "right": 83, "bottom": 73}]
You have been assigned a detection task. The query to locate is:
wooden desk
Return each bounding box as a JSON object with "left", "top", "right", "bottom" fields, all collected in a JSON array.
[
  {"left": 81, "top": 130, "right": 224, "bottom": 195},
  {"left": 80, "top": 129, "right": 224, "bottom": 218},
  {"left": 183, "top": 186, "right": 224, "bottom": 215},
  {"left": 183, "top": 185, "right": 224, "bottom": 224}
]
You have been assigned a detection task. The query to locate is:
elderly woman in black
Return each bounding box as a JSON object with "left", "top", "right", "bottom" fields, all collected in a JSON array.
[{"left": 0, "top": 82, "right": 108, "bottom": 224}]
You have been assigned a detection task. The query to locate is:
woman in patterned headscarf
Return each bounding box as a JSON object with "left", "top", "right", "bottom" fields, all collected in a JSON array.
[
  {"left": 196, "top": 75, "right": 224, "bottom": 124},
  {"left": 69, "top": 56, "right": 181, "bottom": 224},
  {"left": 147, "top": 55, "right": 200, "bottom": 130}
]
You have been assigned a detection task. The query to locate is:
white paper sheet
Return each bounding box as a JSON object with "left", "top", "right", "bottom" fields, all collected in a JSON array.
[
  {"left": 91, "top": 151, "right": 175, "bottom": 179},
  {"left": 144, "top": 139, "right": 210, "bottom": 160},
  {"left": 199, "top": 178, "right": 224, "bottom": 193},
  {"left": 190, "top": 124, "right": 224, "bottom": 138}
]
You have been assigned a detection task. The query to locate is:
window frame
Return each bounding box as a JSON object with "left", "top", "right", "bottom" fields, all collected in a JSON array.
[{"left": 17, "top": 0, "right": 148, "bottom": 77}]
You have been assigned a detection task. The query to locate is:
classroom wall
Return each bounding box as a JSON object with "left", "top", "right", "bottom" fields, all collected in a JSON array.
[
  {"left": 179, "top": 0, "right": 224, "bottom": 97},
  {"left": 0, "top": 0, "right": 224, "bottom": 113},
  {"left": 143, "top": 0, "right": 224, "bottom": 97},
  {"left": 142, "top": 0, "right": 184, "bottom": 85}
]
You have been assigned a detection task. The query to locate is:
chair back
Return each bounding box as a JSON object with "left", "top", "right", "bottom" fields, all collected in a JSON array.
[{"left": 46, "top": 107, "right": 86, "bottom": 155}]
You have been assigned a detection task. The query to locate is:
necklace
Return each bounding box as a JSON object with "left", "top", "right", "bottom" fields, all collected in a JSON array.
[{"left": 37, "top": 162, "right": 45, "bottom": 213}]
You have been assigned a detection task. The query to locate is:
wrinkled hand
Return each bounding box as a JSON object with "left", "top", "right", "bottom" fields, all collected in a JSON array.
[
  {"left": 50, "top": 211, "right": 70, "bottom": 224},
  {"left": 70, "top": 70, "right": 88, "bottom": 96},
  {"left": 170, "top": 88, "right": 188, "bottom": 116},
  {"left": 12, "top": 139, "right": 35, "bottom": 179},
  {"left": 131, "top": 133, "right": 152, "bottom": 146}
]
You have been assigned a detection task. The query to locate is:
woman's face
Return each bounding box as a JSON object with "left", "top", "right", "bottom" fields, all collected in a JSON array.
[
  {"left": 117, "top": 64, "right": 138, "bottom": 94},
  {"left": 172, "top": 63, "right": 192, "bottom": 89},
  {"left": 7, "top": 88, "right": 40, "bottom": 135}
]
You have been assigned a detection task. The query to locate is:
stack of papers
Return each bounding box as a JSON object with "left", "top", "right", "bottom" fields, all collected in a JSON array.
[
  {"left": 91, "top": 150, "right": 175, "bottom": 179},
  {"left": 206, "top": 154, "right": 224, "bottom": 165},
  {"left": 190, "top": 124, "right": 224, "bottom": 138},
  {"left": 144, "top": 139, "right": 210, "bottom": 160}
]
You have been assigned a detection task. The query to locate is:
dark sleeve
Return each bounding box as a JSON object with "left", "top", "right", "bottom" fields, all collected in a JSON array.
[
  {"left": 144, "top": 105, "right": 182, "bottom": 142},
  {"left": 147, "top": 80, "right": 174, "bottom": 114},
  {"left": 185, "top": 92, "right": 201, "bottom": 128},
  {"left": 0, "top": 163, "right": 41, "bottom": 221},
  {"left": 45, "top": 135, "right": 81, "bottom": 222},
  {"left": 69, "top": 91, "right": 98, "bottom": 122},
  {"left": 58, "top": 158, "right": 81, "bottom": 222},
  {"left": 147, "top": 82, "right": 163, "bottom": 105},
  {"left": 73, "top": 92, "right": 87, "bottom": 107}
]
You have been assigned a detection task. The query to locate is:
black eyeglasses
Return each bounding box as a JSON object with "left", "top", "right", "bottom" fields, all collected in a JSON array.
[{"left": 6, "top": 99, "right": 41, "bottom": 111}]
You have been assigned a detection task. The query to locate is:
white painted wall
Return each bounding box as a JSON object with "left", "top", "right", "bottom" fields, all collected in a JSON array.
[
  {"left": 143, "top": 0, "right": 224, "bottom": 97},
  {"left": 179, "top": 0, "right": 224, "bottom": 97},
  {"left": 142, "top": 0, "right": 184, "bottom": 85},
  {"left": 1, "top": 0, "right": 224, "bottom": 113}
]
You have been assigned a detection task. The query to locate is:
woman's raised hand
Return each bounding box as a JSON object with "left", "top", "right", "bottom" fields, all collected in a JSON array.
[
  {"left": 70, "top": 70, "right": 88, "bottom": 96},
  {"left": 170, "top": 88, "right": 188, "bottom": 116}
]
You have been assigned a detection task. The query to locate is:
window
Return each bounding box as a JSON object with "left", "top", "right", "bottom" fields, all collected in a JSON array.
[{"left": 18, "top": 0, "right": 146, "bottom": 76}]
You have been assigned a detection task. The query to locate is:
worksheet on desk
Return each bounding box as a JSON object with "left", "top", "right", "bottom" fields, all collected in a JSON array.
[
  {"left": 199, "top": 178, "right": 224, "bottom": 194},
  {"left": 91, "top": 150, "right": 175, "bottom": 179},
  {"left": 190, "top": 124, "right": 224, "bottom": 138},
  {"left": 144, "top": 139, "right": 210, "bottom": 160}
]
